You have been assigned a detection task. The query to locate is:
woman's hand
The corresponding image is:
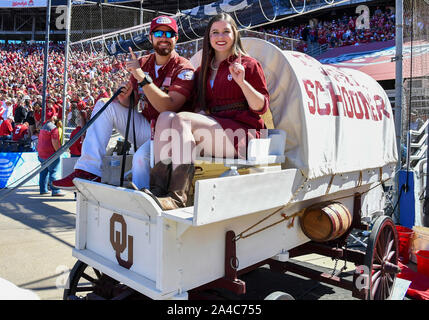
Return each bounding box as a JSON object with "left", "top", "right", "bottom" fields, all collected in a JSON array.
[
  {"left": 228, "top": 52, "right": 245, "bottom": 87},
  {"left": 228, "top": 53, "right": 266, "bottom": 113}
]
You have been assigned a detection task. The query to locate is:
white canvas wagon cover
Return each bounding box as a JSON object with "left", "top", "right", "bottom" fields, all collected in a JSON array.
[{"left": 190, "top": 38, "right": 398, "bottom": 180}]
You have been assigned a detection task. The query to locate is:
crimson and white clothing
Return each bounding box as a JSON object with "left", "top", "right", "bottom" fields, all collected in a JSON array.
[
  {"left": 75, "top": 98, "right": 151, "bottom": 182},
  {"left": 194, "top": 54, "right": 269, "bottom": 157},
  {"left": 12, "top": 123, "right": 29, "bottom": 141},
  {"left": 75, "top": 51, "right": 195, "bottom": 189},
  {"left": 130, "top": 50, "right": 195, "bottom": 122}
]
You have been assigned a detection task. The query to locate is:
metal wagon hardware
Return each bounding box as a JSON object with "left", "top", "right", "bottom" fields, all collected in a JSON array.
[{"left": 64, "top": 38, "right": 400, "bottom": 300}]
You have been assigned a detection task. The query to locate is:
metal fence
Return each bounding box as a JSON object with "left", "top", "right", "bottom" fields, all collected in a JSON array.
[{"left": 64, "top": 2, "right": 157, "bottom": 132}]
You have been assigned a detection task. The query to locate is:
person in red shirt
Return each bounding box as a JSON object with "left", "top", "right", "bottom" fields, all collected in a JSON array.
[
  {"left": 53, "top": 15, "right": 195, "bottom": 193},
  {"left": 37, "top": 115, "right": 65, "bottom": 196},
  {"left": 69, "top": 110, "right": 88, "bottom": 157},
  {"left": 76, "top": 99, "right": 87, "bottom": 111},
  {"left": 33, "top": 103, "right": 42, "bottom": 127},
  {"left": 47, "top": 99, "right": 59, "bottom": 115},
  {"left": 0, "top": 116, "right": 14, "bottom": 140},
  {"left": 145, "top": 13, "right": 270, "bottom": 210},
  {"left": 12, "top": 121, "right": 29, "bottom": 142}
]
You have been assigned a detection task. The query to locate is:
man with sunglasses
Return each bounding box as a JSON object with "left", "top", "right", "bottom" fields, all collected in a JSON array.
[{"left": 53, "top": 15, "right": 195, "bottom": 191}]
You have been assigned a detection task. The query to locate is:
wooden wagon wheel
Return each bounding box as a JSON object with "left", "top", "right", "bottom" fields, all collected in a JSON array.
[
  {"left": 63, "top": 260, "right": 119, "bottom": 300},
  {"left": 363, "top": 216, "right": 401, "bottom": 300}
]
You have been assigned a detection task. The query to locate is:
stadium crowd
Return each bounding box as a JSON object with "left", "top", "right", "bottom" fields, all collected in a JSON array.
[
  {"left": 257, "top": 6, "right": 395, "bottom": 53},
  {"left": 0, "top": 6, "right": 396, "bottom": 150},
  {"left": 0, "top": 42, "right": 129, "bottom": 151}
]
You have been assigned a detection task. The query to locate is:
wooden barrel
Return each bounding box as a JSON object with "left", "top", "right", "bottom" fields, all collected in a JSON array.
[{"left": 299, "top": 202, "right": 352, "bottom": 242}]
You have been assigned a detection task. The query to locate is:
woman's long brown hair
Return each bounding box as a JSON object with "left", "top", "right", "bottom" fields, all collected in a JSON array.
[{"left": 197, "top": 13, "right": 246, "bottom": 112}]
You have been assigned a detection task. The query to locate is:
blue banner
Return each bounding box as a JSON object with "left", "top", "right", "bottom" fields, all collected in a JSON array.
[{"left": 0, "top": 152, "right": 40, "bottom": 188}]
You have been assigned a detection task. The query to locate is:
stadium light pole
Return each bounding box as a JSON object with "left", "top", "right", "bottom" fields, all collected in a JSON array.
[
  {"left": 393, "top": 0, "right": 403, "bottom": 224},
  {"left": 41, "top": 0, "right": 52, "bottom": 123}
]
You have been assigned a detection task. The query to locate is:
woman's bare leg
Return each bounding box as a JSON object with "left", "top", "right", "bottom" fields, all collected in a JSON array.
[
  {"left": 170, "top": 112, "right": 238, "bottom": 170},
  {"left": 154, "top": 111, "right": 176, "bottom": 164}
]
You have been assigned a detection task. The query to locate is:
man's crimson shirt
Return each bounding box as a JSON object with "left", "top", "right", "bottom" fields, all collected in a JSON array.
[
  {"left": 12, "top": 123, "right": 29, "bottom": 141},
  {"left": 37, "top": 121, "right": 59, "bottom": 159},
  {"left": 130, "top": 51, "right": 195, "bottom": 123}
]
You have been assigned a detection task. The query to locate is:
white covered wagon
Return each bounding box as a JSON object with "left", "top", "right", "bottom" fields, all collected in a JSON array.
[{"left": 65, "top": 38, "right": 400, "bottom": 300}]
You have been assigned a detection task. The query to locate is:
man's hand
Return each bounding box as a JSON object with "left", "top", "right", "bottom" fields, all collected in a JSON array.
[{"left": 125, "top": 47, "right": 146, "bottom": 83}]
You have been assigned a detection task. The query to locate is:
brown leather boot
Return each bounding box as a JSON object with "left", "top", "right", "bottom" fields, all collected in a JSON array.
[
  {"left": 148, "top": 161, "right": 172, "bottom": 197},
  {"left": 144, "top": 164, "right": 195, "bottom": 210}
]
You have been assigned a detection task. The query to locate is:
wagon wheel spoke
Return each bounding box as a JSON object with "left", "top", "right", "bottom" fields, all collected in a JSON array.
[
  {"left": 81, "top": 273, "right": 97, "bottom": 284},
  {"left": 375, "top": 231, "right": 386, "bottom": 262},
  {"left": 372, "top": 270, "right": 381, "bottom": 284},
  {"left": 376, "top": 278, "right": 384, "bottom": 300},
  {"left": 75, "top": 286, "right": 95, "bottom": 292},
  {"left": 385, "top": 276, "right": 392, "bottom": 298},
  {"left": 379, "top": 278, "right": 387, "bottom": 300},
  {"left": 93, "top": 268, "right": 102, "bottom": 279},
  {"left": 371, "top": 276, "right": 381, "bottom": 298},
  {"left": 386, "top": 250, "right": 396, "bottom": 264},
  {"left": 374, "top": 249, "right": 383, "bottom": 266},
  {"left": 386, "top": 272, "right": 394, "bottom": 283},
  {"left": 372, "top": 263, "right": 382, "bottom": 270},
  {"left": 384, "top": 277, "right": 390, "bottom": 299},
  {"left": 383, "top": 237, "right": 394, "bottom": 261}
]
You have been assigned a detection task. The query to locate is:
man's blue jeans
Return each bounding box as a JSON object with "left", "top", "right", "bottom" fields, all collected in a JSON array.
[
  {"left": 0, "top": 135, "right": 12, "bottom": 140},
  {"left": 38, "top": 156, "right": 62, "bottom": 195}
]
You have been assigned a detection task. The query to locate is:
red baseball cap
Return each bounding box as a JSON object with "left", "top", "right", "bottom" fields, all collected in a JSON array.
[{"left": 150, "top": 16, "right": 178, "bottom": 34}]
